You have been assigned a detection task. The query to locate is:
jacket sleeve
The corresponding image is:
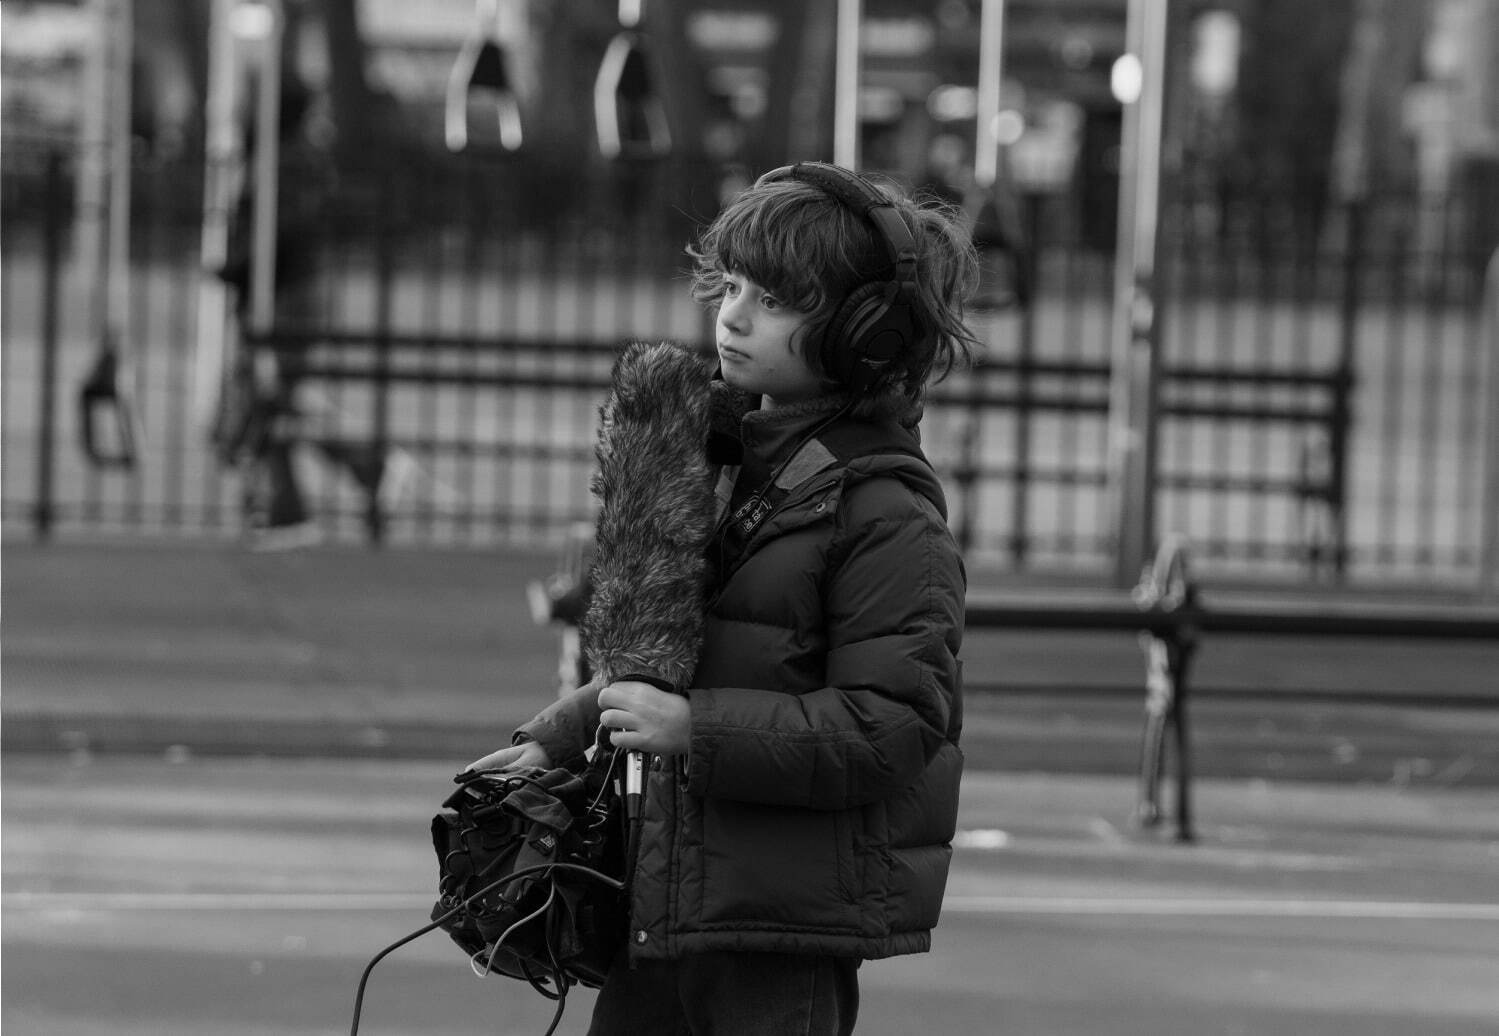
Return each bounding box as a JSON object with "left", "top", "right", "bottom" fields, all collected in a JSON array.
[
  {"left": 685, "top": 478, "right": 965, "bottom": 810},
  {"left": 514, "top": 677, "right": 604, "bottom": 770}
]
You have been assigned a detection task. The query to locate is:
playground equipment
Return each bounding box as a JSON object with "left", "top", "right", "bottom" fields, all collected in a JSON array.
[
  {"left": 446, "top": 0, "right": 523, "bottom": 153},
  {"left": 594, "top": 0, "right": 671, "bottom": 160}
]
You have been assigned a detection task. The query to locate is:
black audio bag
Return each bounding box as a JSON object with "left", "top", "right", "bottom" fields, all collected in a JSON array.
[
  {"left": 429, "top": 749, "right": 628, "bottom": 993},
  {"left": 350, "top": 746, "right": 629, "bottom": 1036}
]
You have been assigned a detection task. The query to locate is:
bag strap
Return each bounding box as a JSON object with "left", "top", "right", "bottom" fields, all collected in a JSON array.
[{"left": 713, "top": 420, "right": 928, "bottom": 584}]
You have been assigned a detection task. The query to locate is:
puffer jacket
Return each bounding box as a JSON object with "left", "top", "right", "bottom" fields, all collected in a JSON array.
[{"left": 517, "top": 392, "right": 965, "bottom": 962}]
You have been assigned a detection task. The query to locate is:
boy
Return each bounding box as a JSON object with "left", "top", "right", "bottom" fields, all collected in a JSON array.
[{"left": 468, "top": 162, "right": 980, "bottom": 1035}]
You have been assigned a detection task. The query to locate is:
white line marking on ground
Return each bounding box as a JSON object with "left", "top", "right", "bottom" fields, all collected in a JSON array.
[
  {"left": 1086, "top": 816, "right": 1124, "bottom": 845},
  {"left": 943, "top": 896, "right": 1499, "bottom": 920},
  {"left": 6, "top": 892, "right": 1498, "bottom": 921},
  {"left": 952, "top": 828, "right": 1011, "bottom": 849},
  {"left": 3, "top": 892, "right": 432, "bottom": 911}
]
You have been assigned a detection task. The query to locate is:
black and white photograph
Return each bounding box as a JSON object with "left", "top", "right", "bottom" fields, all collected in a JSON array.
[{"left": 3, "top": 1, "right": 1498, "bottom": 1033}]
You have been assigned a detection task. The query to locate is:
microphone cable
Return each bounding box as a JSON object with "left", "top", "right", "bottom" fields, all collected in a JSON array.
[
  {"left": 349, "top": 860, "right": 625, "bottom": 1036},
  {"left": 350, "top": 749, "right": 628, "bottom": 1036}
]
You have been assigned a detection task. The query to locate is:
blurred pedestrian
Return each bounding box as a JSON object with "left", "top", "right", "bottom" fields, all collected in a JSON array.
[
  {"left": 211, "top": 80, "right": 408, "bottom": 549},
  {"left": 466, "top": 162, "right": 978, "bottom": 1035},
  {"left": 210, "top": 79, "right": 321, "bottom": 546}
]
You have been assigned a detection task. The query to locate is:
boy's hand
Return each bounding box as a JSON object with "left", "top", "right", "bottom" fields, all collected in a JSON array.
[
  {"left": 462, "top": 740, "right": 551, "bottom": 776},
  {"left": 598, "top": 680, "right": 690, "bottom": 756}
]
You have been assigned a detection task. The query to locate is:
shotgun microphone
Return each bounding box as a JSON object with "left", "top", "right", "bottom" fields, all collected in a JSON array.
[{"left": 582, "top": 342, "right": 718, "bottom": 817}]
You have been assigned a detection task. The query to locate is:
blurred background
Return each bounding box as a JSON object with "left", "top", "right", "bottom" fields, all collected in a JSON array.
[
  {"left": 4, "top": 3, "right": 1499, "bottom": 1034},
  {"left": 4, "top": 0, "right": 1497, "bottom": 591}
]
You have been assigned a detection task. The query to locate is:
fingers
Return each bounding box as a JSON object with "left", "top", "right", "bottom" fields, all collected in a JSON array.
[
  {"left": 607, "top": 728, "right": 646, "bottom": 752},
  {"left": 598, "top": 683, "right": 639, "bottom": 738},
  {"left": 597, "top": 680, "right": 691, "bottom": 756},
  {"left": 596, "top": 681, "right": 640, "bottom": 711},
  {"left": 599, "top": 681, "right": 654, "bottom": 743},
  {"left": 463, "top": 744, "right": 525, "bottom": 773},
  {"left": 598, "top": 679, "right": 667, "bottom": 713}
]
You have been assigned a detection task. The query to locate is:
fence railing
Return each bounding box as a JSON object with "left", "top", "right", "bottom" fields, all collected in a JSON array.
[{"left": 3, "top": 142, "right": 1496, "bottom": 595}]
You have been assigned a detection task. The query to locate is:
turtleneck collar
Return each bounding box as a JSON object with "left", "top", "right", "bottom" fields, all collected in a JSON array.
[
  {"left": 739, "top": 393, "right": 855, "bottom": 470},
  {"left": 707, "top": 377, "right": 925, "bottom": 469}
]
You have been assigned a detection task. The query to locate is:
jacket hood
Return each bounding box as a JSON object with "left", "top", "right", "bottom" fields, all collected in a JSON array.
[{"left": 842, "top": 447, "right": 949, "bottom": 522}]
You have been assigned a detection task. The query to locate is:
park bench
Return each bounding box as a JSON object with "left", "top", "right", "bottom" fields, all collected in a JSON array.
[
  {"left": 238, "top": 329, "right": 624, "bottom": 538},
  {"left": 964, "top": 535, "right": 1499, "bottom": 843},
  {"left": 245, "top": 330, "right": 1352, "bottom": 570},
  {"left": 935, "top": 356, "right": 1352, "bottom": 573}
]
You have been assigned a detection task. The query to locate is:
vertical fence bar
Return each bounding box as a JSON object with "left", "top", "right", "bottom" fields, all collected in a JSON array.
[
  {"left": 1328, "top": 200, "right": 1362, "bottom": 579},
  {"left": 1246, "top": 194, "right": 1273, "bottom": 562},
  {"left": 1373, "top": 207, "right": 1407, "bottom": 569},
  {"left": 412, "top": 250, "right": 437, "bottom": 546},
  {"left": 31, "top": 150, "right": 66, "bottom": 540},
  {"left": 459, "top": 158, "right": 483, "bottom": 544},
  {"left": 367, "top": 166, "right": 395, "bottom": 545},
  {"left": 162, "top": 192, "right": 192, "bottom": 531},
  {"left": 951, "top": 356, "right": 985, "bottom": 555},
  {"left": 1480, "top": 245, "right": 1499, "bottom": 598},
  {"left": 1008, "top": 194, "right": 1042, "bottom": 564}
]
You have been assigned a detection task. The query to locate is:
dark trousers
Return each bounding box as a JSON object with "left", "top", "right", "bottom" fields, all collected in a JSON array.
[{"left": 587, "top": 950, "right": 860, "bottom": 1036}]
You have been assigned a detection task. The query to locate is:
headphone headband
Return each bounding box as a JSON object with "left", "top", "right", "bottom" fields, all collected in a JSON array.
[
  {"left": 753, "top": 162, "right": 922, "bottom": 393},
  {"left": 755, "top": 163, "right": 918, "bottom": 279}
]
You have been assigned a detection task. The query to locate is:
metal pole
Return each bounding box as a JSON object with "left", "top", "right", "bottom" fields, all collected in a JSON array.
[
  {"left": 1331, "top": 200, "right": 1363, "bottom": 580},
  {"left": 77, "top": 0, "right": 109, "bottom": 335},
  {"left": 195, "top": 0, "right": 241, "bottom": 428},
  {"left": 249, "top": 0, "right": 284, "bottom": 337},
  {"left": 833, "top": 0, "right": 861, "bottom": 169},
  {"left": 1106, "top": 0, "right": 1170, "bottom": 587},
  {"left": 33, "top": 151, "right": 66, "bottom": 540},
  {"left": 369, "top": 167, "right": 397, "bottom": 546},
  {"left": 105, "top": 0, "right": 133, "bottom": 378},
  {"left": 973, "top": 0, "right": 1007, "bottom": 189},
  {"left": 1480, "top": 245, "right": 1499, "bottom": 599}
]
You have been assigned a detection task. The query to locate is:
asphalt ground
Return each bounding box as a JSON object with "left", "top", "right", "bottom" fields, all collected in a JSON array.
[
  {"left": 4, "top": 541, "right": 1498, "bottom": 1034},
  {"left": 4, "top": 755, "right": 1497, "bottom": 1035},
  {"left": 3, "top": 539, "right": 1497, "bottom": 788}
]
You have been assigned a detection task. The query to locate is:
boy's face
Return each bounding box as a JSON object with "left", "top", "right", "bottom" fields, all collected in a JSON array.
[{"left": 715, "top": 271, "right": 825, "bottom": 409}]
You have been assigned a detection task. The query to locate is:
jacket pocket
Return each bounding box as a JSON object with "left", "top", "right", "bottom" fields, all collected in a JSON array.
[{"left": 698, "top": 798, "right": 860, "bottom": 929}]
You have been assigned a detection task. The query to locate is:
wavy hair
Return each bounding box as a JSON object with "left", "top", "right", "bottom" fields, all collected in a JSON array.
[{"left": 688, "top": 170, "right": 982, "bottom": 401}]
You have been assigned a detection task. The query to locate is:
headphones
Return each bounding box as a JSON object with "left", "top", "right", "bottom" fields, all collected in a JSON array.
[{"left": 755, "top": 162, "right": 923, "bottom": 394}]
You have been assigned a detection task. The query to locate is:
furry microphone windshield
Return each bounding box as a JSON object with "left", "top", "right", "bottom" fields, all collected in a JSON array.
[{"left": 582, "top": 341, "right": 718, "bottom": 690}]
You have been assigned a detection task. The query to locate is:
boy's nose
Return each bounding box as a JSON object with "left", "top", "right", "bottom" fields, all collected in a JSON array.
[{"left": 718, "top": 297, "right": 748, "bottom": 333}]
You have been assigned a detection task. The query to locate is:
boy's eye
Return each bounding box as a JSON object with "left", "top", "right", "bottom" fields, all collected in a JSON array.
[{"left": 760, "top": 293, "right": 782, "bottom": 311}]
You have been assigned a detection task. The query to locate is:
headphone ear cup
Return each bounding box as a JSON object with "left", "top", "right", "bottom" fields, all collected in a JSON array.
[
  {"left": 822, "top": 281, "right": 916, "bottom": 391},
  {"left": 821, "top": 282, "right": 887, "bottom": 385}
]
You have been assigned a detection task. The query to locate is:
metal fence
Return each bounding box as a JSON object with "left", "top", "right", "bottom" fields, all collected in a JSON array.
[{"left": 3, "top": 140, "right": 1496, "bottom": 594}]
